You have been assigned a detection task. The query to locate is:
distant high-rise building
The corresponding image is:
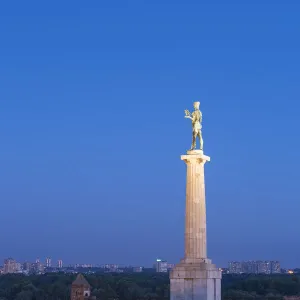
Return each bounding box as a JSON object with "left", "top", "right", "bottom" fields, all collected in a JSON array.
[
  {"left": 58, "top": 260, "right": 63, "bottom": 268},
  {"left": 3, "top": 258, "right": 16, "bottom": 274},
  {"left": 36, "top": 258, "right": 40, "bottom": 264},
  {"left": 15, "top": 262, "right": 22, "bottom": 273},
  {"left": 32, "top": 261, "right": 44, "bottom": 274},
  {"left": 155, "top": 259, "right": 168, "bottom": 273},
  {"left": 46, "top": 257, "right": 51, "bottom": 268},
  {"left": 271, "top": 261, "right": 281, "bottom": 274},
  {"left": 228, "top": 261, "right": 242, "bottom": 274},
  {"left": 229, "top": 260, "right": 281, "bottom": 274},
  {"left": 257, "top": 261, "right": 271, "bottom": 274},
  {"left": 241, "top": 261, "right": 258, "bottom": 273},
  {"left": 23, "top": 262, "right": 31, "bottom": 272}
]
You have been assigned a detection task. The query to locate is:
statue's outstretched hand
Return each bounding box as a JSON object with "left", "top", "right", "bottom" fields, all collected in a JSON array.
[{"left": 184, "top": 109, "right": 191, "bottom": 117}]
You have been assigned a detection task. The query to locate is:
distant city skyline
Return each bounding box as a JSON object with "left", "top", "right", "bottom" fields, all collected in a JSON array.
[
  {"left": 2, "top": 256, "right": 299, "bottom": 278},
  {"left": 0, "top": 256, "right": 297, "bottom": 269}
]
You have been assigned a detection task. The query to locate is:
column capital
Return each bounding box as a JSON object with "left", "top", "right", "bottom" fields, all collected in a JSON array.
[{"left": 181, "top": 150, "right": 210, "bottom": 164}]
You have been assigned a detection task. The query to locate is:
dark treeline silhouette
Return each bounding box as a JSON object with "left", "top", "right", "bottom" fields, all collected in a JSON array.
[{"left": 0, "top": 272, "right": 299, "bottom": 300}]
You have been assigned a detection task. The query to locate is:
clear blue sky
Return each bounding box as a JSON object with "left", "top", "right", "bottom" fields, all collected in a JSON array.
[{"left": 0, "top": 1, "right": 299, "bottom": 268}]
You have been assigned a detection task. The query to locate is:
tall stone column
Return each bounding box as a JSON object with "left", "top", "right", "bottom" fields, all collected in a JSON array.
[
  {"left": 183, "top": 151, "right": 208, "bottom": 261},
  {"left": 170, "top": 150, "right": 221, "bottom": 300}
]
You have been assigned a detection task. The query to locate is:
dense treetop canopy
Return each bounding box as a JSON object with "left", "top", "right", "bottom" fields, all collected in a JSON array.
[{"left": 0, "top": 273, "right": 299, "bottom": 300}]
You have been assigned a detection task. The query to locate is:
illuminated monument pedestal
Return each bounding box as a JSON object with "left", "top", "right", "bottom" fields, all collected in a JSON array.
[{"left": 170, "top": 150, "right": 221, "bottom": 300}]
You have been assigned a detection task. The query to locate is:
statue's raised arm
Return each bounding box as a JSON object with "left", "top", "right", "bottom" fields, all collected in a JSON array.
[{"left": 184, "top": 101, "right": 203, "bottom": 151}]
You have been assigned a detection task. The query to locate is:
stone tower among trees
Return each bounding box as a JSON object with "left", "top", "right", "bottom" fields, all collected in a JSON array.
[{"left": 70, "top": 274, "right": 96, "bottom": 300}]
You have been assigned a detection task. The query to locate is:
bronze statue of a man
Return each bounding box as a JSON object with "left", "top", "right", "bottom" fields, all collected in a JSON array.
[{"left": 184, "top": 101, "right": 203, "bottom": 151}]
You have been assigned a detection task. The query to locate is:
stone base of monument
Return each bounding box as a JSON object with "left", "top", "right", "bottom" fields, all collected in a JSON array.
[{"left": 170, "top": 258, "right": 222, "bottom": 300}]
